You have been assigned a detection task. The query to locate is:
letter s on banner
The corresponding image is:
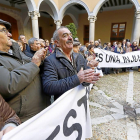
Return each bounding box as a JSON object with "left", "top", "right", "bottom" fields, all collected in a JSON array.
[{"left": 63, "top": 109, "right": 82, "bottom": 140}]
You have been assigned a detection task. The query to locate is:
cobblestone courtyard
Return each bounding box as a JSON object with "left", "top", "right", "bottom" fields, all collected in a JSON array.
[{"left": 87, "top": 68, "right": 140, "bottom": 140}]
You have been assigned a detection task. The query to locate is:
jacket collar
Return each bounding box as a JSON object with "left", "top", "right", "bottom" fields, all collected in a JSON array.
[
  {"left": 0, "top": 42, "right": 22, "bottom": 60},
  {"left": 55, "top": 47, "right": 79, "bottom": 72}
]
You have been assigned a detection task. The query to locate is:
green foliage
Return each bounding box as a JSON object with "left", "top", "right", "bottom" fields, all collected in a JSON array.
[{"left": 66, "top": 23, "right": 77, "bottom": 39}]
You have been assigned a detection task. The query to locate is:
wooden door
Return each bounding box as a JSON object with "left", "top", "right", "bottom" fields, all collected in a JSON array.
[
  {"left": 0, "top": 13, "right": 19, "bottom": 40},
  {"left": 84, "top": 25, "right": 89, "bottom": 45}
]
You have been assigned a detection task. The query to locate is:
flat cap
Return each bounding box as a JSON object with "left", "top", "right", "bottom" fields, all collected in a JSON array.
[{"left": 0, "top": 19, "right": 11, "bottom": 30}]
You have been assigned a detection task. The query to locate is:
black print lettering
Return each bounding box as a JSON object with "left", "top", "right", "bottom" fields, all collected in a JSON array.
[
  {"left": 77, "top": 94, "right": 87, "bottom": 120},
  {"left": 46, "top": 125, "right": 60, "bottom": 140},
  {"left": 106, "top": 54, "right": 120, "bottom": 63},
  {"left": 122, "top": 56, "right": 130, "bottom": 63},
  {"left": 96, "top": 53, "right": 103, "bottom": 62},
  {"left": 63, "top": 109, "right": 82, "bottom": 140},
  {"left": 98, "top": 53, "right": 103, "bottom": 62},
  {"left": 131, "top": 55, "right": 140, "bottom": 62}
]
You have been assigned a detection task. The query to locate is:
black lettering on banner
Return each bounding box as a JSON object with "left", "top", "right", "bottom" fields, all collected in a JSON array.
[
  {"left": 63, "top": 109, "right": 82, "bottom": 140},
  {"left": 46, "top": 125, "right": 60, "bottom": 140},
  {"left": 106, "top": 54, "right": 120, "bottom": 63},
  {"left": 96, "top": 53, "right": 103, "bottom": 62},
  {"left": 98, "top": 53, "right": 103, "bottom": 62},
  {"left": 106, "top": 54, "right": 110, "bottom": 63},
  {"left": 131, "top": 55, "right": 140, "bottom": 62},
  {"left": 77, "top": 93, "right": 87, "bottom": 120},
  {"left": 122, "top": 56, "right": 130, "bottom": 63}
]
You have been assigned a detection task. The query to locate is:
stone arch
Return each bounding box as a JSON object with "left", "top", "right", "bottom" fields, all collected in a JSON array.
[
  {"left": 92, "top": 0, "right": 140, "bottom": 17},
  {"left": 64, "top": 13, "right": 79, "bottom": 28},
  {"left": 37, "top": 0, "right": 59, "bottom": 20},
  {"left": 25, "top": 0, "right": 37, "bottom": 11},
  {"left": 59, "top": 0, "right": 90, "bottom": 21}
]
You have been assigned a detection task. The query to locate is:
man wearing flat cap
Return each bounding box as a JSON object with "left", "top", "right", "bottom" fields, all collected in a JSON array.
[{"left": 0, "top": 19, "right": 50, "bottom": 122}]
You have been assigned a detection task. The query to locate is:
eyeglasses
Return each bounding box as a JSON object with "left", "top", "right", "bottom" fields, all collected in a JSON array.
[{"left": 0, "top": 28, "right": 9, "bottom": 34}]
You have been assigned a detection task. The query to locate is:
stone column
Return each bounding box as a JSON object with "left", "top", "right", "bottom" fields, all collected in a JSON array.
[
  {"left": 54, "top": 20, "right": 62, "bottom": 29},
  {"left": 88, "top": 16, "right": 97, "bottom": 42},
  {"left": 28, "top": 11, "right": 40, "bottom": 38},
  {"left": 132, "top": 11, "right": 140, "bottom": 43}
]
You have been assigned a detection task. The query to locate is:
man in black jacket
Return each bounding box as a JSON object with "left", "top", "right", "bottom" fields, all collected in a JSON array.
[{"left": 41, "top": 26, "right": 100, "bottom": 100}]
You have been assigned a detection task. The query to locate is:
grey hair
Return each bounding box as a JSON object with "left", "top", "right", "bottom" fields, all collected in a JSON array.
[
  {"left": 94, "top": 40, "right": 99, "bottom": 44},
  {"left": 28, "top": 37, "right": 38, "bottom": 47},
  {"left": 53, "top": 26, "right": 69, "bottom": 41},
  {"left": 127, "top": 42, "right": 130, "bottom": 45},
  {"left": 18, "top": 35, "right": 25, "bottom": 40}
]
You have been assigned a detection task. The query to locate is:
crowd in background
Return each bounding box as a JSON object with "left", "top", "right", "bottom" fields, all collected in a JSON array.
[
  {"left": 14, "top": 35, "right": 140, "bottom": 75},
  {"left": 72, "top": 38, "right": 140, "bottom": 74}
]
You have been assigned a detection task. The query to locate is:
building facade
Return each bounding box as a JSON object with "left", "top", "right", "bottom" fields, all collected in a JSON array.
[{"left": 0, "top": 0, "right": 140, "bottom": 45}]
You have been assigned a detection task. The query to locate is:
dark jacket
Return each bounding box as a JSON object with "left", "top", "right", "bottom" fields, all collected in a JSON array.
[
  {"left": 24, "top": 49, "right": 36, "bottom": 58},
  {"left": 0, "top": 94, "right": 21, "bottom": 130},
  {"left": 114, "top": 47, "right": 125, "bottom": 54},
  {"left": 0, "top": 42, "right": 50, "bottom": 122},
  {"left": 131, "top": 45, "right": 139, "bottom": 51},
  {"left": 41, "top": 48, "right": 90, "bottom": 100}
]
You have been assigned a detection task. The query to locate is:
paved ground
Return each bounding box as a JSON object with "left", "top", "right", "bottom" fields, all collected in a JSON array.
[{"left": 87, "top": 68, "right": 140, "bottom": 140}]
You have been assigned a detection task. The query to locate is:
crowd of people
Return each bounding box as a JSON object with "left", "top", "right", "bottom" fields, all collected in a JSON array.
[
  {"left": 72, "top": 38, "right": 140, "bottom": 74},
  {"left": 1, "top": 17, "right": 139, "bottom": 139},
  {"left": 0, "top": 19, "right": 101, "bottom": 139},
  {"left": 0, "top": 17, "right": 140, "bottom": 139}
]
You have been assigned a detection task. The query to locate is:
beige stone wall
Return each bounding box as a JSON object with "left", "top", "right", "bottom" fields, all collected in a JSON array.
[
  {"left": 38, "top": 17, "right": 55, "bottom": 40},
  {"left": 77, "top": 13, "right": 89, "bottom": 45},
  {"left": 35, "top": 0, "right": 100, "bottom": 12},
  {"left": 76, "top": 7, "right": 135, "bottom": 45},
  {"left": 38, "top": 15, "right": 73, "bottom": 40},
  {"left": 82, "top": 0, "right": 99, "bottom": 12},
  {"left": 24, "top": 19, "right": 33, "bottom": 41},
  {"left": 95, "top": 7, "right": 135, "bottom": 44}
]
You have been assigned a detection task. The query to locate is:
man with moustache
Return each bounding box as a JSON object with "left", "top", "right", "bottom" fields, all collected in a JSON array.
[
  {"left": 41, "top": 26, "right": 101, "bottom": 100},
  {"left": 0, "top": 19, "right": 50, "bottom": 122}
]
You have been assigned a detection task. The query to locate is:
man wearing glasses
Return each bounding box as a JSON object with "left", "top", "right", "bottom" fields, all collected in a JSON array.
[{"left": 0, "top": 19, "right": 50, "bottom": 122}]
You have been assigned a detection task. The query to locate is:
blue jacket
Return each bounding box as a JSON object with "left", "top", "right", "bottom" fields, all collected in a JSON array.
[
  {"left": 114, "top": 47, "right": 125, "bottom": 54},
  {"left": 41, "top": 48, "right": 90, "bottom": 100}
]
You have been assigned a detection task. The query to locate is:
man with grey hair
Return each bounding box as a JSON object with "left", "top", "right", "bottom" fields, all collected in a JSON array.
[
  {"left": 24, "top": 37, "right": 41, "bottom": 58},
  {"left": 41, "top": 26, "right": 101, "bottom": 100},
  {"left": 94, "top": 40, "right": 103, "bottom": 49},
  {"left": 18, "top": 35, "right": 30, "bottom": 52}
]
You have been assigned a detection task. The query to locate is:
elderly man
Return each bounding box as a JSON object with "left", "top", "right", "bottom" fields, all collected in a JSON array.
[
  {"left": 18, "top": 35, "right": 30, "bottom": 52},
  {"left": 0, "top": 19, "right": 50, "bottom": 122},
  {"left": 24, "top": 37, "right": 41, "bottom": 58},
  {"left": 94, "top": 40, "right": 103, "bottom": 49},
  {"left": 0, "top": 95, "right": 21, "bottom": 139},
  {"left": 41, "top": 27, "right": 100, "bottom": 100}
]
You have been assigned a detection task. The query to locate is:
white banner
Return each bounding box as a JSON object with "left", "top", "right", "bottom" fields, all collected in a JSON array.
[
  {"left": 94, "top": 48, "right": 140, "bottom": 68},
  {"left": 2, "top": 85, "right": 92, "bottom": 140}
]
